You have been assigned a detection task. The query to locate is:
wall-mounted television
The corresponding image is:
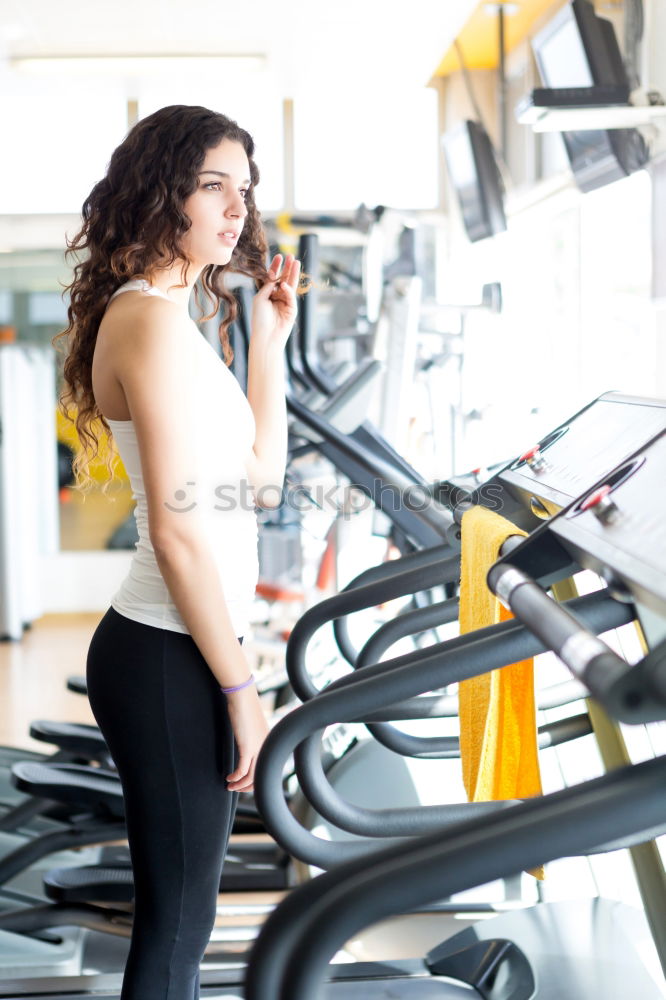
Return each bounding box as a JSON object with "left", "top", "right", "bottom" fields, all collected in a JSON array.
[
  {"left": 442, "top": 120, "right": 507, "bottom": 243},
  {"left": 532, "top": 0, "right": 648, "bottom": 193}
]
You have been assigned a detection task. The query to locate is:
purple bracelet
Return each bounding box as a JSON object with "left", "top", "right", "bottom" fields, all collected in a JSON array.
[{"left": 221, "top": 673, "right": 255, "bottom": 695}]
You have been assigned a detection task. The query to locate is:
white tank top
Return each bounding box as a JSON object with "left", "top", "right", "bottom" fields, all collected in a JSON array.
[{"left": 104, "top": 279, "right": 259, "bottom": 637}]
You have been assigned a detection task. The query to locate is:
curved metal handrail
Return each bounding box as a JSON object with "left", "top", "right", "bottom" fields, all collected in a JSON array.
[
  {"left": 286, "top": 551, "right": 460, "bottom": 700},
  {"left": 254, "top": 590, "right": 633, "bottom": 868},
  {"left": 332, "top": 543, "right": 455, "bottom": 666},
  {"left": 246, "top": 753, "right": 666, "bottom": 1000},
  {"left": 287, "top": 395, "right": 455, "bottom": 541}
]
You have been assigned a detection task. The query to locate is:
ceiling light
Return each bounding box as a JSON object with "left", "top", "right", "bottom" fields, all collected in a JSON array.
[
  {"left": 10, "top": 54, "right": 267, "bottom": 76},
  {"left": 483, "top": 3, "right": 519, "bottom": 15},
  {"left": 0, "top": 24, "right": 26, "bottom": 43}
]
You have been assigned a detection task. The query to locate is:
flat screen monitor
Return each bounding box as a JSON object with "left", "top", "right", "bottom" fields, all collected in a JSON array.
[
  {"left": 534, "top": 0, "right": 622, "bottom": 88},
  {"left": 442, "top": 120, "right": 506, "bottom": 243},
  {"left": 531, "top": 0, "right": 646, "bottom": 193},
  {"left": 533, "top": 4, "right": 595, "bottom": 87}
]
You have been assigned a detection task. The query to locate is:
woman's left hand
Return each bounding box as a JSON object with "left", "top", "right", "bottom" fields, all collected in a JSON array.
[{"left": 251, "top": 253, "right": 301, "bottom": 349}]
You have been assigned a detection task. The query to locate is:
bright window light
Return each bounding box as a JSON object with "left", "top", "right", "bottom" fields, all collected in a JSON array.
[
  {"left": 138, "top": 73, "right": 284, "bottom": 211},
  {"left": 0, "top": 82, "right": 128, "bottom": 214},
  {"left": 450, "top": 169, "right": 654, "bottom": 475},
  {"left": 11, "top": 55, "right": 266, "bottom": 76},
  {"left": 294, "top": 85, "right": 439, "bottom": 210}
]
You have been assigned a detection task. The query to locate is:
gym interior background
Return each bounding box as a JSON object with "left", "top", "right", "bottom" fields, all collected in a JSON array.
[{"left": 0, "top": 0, "right": 665, "bottom": 996}]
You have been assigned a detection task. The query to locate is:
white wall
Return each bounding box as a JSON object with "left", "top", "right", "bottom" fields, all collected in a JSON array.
[{"left": 432, "top": 0, "right": 666, "bottom": 477}]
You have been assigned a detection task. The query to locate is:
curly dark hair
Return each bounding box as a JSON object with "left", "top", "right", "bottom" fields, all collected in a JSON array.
[{"left": 53, "top": 103, "right": 298, "bottom": 492}]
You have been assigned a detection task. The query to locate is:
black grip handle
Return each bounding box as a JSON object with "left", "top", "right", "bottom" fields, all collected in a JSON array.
[{"left": 487, "top": 563, "right": 666, "bottom": 724}]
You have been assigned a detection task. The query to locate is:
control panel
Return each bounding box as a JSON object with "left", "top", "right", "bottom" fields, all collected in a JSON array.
[
  {"left": 451, "top": 393, "right": 666, "bottom": 537},
  {"left": 554, "top": 433, "right": 666, "bottom": 618},
  {"left": 493, "top": 430, "right": 666, "bottom": 644}
]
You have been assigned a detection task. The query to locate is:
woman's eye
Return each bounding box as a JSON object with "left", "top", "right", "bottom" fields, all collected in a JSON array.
[{"left": 202, "top": 182, "right": 248, "bottom": 200}]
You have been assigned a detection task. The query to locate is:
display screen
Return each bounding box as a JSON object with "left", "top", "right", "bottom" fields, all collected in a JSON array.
[
  {"left": 443, "top": 127, "right": 481, "bottom": 232},
  {"left": 535, "top": 10, "right": 594, "bottom": 87},
  {"left": 531, "top": 1, "right": 632, "bottom": 193},
  {"left": 442, "top": 121, "right": 506, "bottom": 242}
]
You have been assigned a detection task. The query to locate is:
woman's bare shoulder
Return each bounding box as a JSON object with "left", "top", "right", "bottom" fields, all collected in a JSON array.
[
  {"left": 101, "top": 293, "right": 194, "bottom": 363},
  {"left": 100, "top": 292, "right": 187, "bottom": 339}
]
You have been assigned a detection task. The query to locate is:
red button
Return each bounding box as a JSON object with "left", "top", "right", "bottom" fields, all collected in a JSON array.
[
  {"left": 520, "top": 446, "right": 540, "bottom": 462},
  {"left": 580, "top": 484, "right": 612, "bottom": 511}
]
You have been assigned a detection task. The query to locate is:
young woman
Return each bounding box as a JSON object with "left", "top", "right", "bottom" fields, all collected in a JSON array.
[{"left": 55, "top": 104, "right": 302, "bottom": 999}]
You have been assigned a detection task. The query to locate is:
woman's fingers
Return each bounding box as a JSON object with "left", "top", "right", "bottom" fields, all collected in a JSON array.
[
  {"left": 227, "top": 754, "right": 251, "bottom": 782},
  {"left": 268, "top": 252, "right": 300, "bottom": 288},
  {"left": 287, "top": 256, "right": 301, "bottom": 289},
  {"left": 227, "top": 754, "right": 256, "bottom": 791},
  {"left": 269, "top": 253, "right": 283, "bottom": 278}
]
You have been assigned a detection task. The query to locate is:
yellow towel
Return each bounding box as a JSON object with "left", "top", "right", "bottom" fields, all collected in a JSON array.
[{"left": 458, "top": 506, "right": 544, "bottom": 879}]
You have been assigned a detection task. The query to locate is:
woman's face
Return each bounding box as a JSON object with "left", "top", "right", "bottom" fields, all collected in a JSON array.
[{"left": 181, "top": 138, "right": 251, "bottom": 268}]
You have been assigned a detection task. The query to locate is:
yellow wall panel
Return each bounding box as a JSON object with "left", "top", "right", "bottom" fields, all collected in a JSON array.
[
  {"left": 56, "top": 407, "right": 128, "bottom": 485},
  {"left": 436, "top": 0, "right": 569, "bottom": 75}
]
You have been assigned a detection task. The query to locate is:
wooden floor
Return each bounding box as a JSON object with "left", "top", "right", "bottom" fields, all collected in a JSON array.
[
  {"left": 0, "top": 611, "right": 458, "bottom": 964},
  {"left": 0, "top": 612, "right": 99, "bottom": 750},
  {"left": 6, "top": 614, "right": 658, "bottom": 971}
]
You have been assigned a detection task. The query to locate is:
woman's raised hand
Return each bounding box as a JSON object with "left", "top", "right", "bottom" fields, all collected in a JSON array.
[{"left": 251, "top": 253, "right": 301, "bottom": 349}]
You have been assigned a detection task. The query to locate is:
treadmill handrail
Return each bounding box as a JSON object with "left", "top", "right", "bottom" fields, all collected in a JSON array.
[
  {"left": 358, "top": 677, "right": 589, "bottom": 727},
  {"left": 332, "top": 543, "right": 455, "bottom": 667},
  {"left": 296, "top": 233, "right": 336, "bottom": 396},
  {"left": 318, "top": 358, "right": 381, "bottom": 427},
  {"left": 286, "top": 551, "right": 460, "bottom": 700},
  {"left": 246, "top": 753, "right": 666, "bottom": 1000},
  {"left": 295, "top": 714, "right": 592, "bottom": 836},
  {"left": 287, "top": 394, "right": 455, "bottom": 537},
  {"left": 488, "top": 562, "right": 666, "bottom": 724},
  {"left": 355, "top": 597, "right": 590, "bottom": 756},
  {"left": 254, "top": 590, "right": 633, "bottom": 868}
]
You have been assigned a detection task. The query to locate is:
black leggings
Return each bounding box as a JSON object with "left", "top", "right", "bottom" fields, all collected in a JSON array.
[{"left": 86, "top": 607, "right": 240, "bottom": 1000}]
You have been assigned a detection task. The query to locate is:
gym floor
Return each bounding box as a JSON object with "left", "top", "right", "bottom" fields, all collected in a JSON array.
[
  {"left": 0, "top": 613, "right": 98, "bottom": 750},
  {"left": 2, "top": 613, "right": 666, "bottom": 980},
  {"left": 0, "top": 613, "right": 475, "bottom": 964}
]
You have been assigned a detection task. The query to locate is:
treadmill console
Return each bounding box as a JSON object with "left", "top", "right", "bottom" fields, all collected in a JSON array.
[
  {"left": 451, "top": 392, "right": 666, "bottom": 536},
  {"left": 496, "top": 430, "right": 666, "bottom": 645}
]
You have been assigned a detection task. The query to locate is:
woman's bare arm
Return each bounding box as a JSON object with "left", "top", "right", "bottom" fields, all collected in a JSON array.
[
  {"left": 245, "top": 254, "right": 300, "bottom": 505},
  {"left": 114, "top": 299, "right": 267, "bottom": 789},
  {"left": 245, "top": 336, "right": 288, "bottom": 506}
]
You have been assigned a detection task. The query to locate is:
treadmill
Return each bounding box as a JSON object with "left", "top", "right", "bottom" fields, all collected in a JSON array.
[
  {"left": 245, "top": 430, "right": 666, "bottom": 1000},
  {"left": 3, "top": 431, "right": 666, "bottom": 997}
]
